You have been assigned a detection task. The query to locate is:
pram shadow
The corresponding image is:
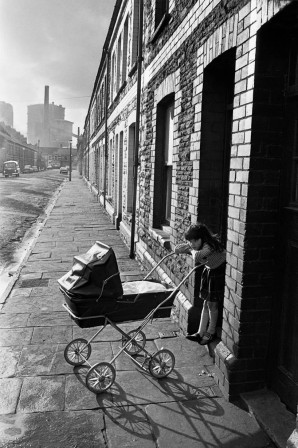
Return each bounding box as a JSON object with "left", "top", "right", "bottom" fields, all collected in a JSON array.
[
  {"left": 73, "top": 365, "right": 158, "bottom": 440},
  {"left": 73, "top": 365, "right": 224, "bottom": 439}
]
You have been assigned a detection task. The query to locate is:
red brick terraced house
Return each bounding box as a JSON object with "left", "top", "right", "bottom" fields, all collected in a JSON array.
[{"left": 82, "top": 1, "right": 298, "bottom": 445}]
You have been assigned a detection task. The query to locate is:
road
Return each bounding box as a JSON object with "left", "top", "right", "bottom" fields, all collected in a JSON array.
[{"left": 0, "top": 169, "right": 66, "bottom": 275}]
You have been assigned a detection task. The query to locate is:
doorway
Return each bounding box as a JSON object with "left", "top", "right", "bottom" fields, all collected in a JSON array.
[
  {"left": 198, "top": 48, "right": 236, "bottom": 242},
  {"left": 194, "top": 50, "right": 235, "bottom": 307},
  {"left": 253, "top": 4, "right": 298, "bottom": 413}
]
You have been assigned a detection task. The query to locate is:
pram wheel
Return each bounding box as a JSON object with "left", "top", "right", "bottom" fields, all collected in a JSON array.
[
  {"left": 122, "top": 329, "right": 146, "bottom": 355},
  {"left": 149, "top": 349, "right": 175, "bottom": 378},
  {"left": 64, "top": 338, "right": 91, "bottom": 366},
  {"left": 86, "top": 362, "right": 116, "bottom": 393}
]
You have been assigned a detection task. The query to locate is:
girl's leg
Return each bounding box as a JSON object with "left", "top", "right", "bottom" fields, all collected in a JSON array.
[
  {"left": 206, "top": 301, "right": 218, "bottom": 336},
  {"left": 200, "top": 301, "right": 219, "bottom": 345},
  {"left": 198, "top": 300, "right": 209, "bottom": 336}
]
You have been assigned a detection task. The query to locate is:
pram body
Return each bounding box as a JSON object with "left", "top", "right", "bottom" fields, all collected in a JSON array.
[
  {"left": 59, "top": 241, "right": 199, "bottom": 394},
  {"left": 58, "top": 241, "right": 176, "bottom": 328}
]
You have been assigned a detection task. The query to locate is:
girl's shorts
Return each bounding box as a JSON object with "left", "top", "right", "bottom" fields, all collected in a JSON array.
[{"left": 199, "top": 263, "right": 226, "bottom": 302}]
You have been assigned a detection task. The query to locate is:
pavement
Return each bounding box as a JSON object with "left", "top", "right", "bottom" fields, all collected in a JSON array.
[{"left": 0, "top": 170, "right": 279, "bottom": 447}]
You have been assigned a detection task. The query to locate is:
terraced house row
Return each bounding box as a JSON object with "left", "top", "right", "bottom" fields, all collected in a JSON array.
[{"left": 80, "top": 1, "right": 298, "bottom": 445}]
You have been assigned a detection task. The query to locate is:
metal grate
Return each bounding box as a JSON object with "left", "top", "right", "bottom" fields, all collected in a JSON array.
[{"left": 158, "top": 331, "right": 179, "bottom": 339}]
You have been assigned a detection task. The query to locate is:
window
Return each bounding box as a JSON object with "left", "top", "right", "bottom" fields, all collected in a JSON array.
[
  {"left": 108, "top": 138, "right": 113, "bottom": 198},
  {"left": 116, "top": 35, "right": 122, "bottom": 91},
  {"left": 100, "top": 144, "right": 105, "bottom": 192},
  {"left": 288, "top": 42, "right": 298, "bottom": 91},
  {"left": 111, "top": 52, "right": 116, "bottom": 99},
  {"left": 101, "top": 81, "right": 105, "bottom": 122},
  {"left": 289, "top": 116, "right": 298, "bottom": 205},
  {"left": 122, "top": 17, "right": 129, "bottom": 83},
  {"left": 96, "top": 91, "right": 100, "bottom": 126},
  {"left": 130, "top": 0, "right": 139, "bottom": 72},
  {"left": 150, "top": 0, "right": 170, "bottom": 43},
  {"left": 155, "top": 0, "right": 168, "bottom": 29},
  {"left": 153, "top": 94, "right": 174, "bottom": 228},
  {"left": 126, "top": 123, "right": 135, "bottom": 213},
  {"left": 164, "top": 103, "right": 174, "bottom": 223}
]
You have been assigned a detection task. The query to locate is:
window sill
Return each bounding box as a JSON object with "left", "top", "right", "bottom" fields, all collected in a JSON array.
[
  {"left": 149, "top": 227, "right": 171, "bottom": 250},
  {"left": 149, "top": 13, "right": 171, "bottom": 44},
  {"left": 128, "top": 62, "right": 137, "bottom": 78},
  {"left": 114, "top": 81, "right": 127, "bottom": 102},
  {"left": 284, "top": 205, "right": 298, "bottom": 211}
]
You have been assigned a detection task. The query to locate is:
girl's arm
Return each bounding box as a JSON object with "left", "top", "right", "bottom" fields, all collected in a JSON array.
[
  {"left": 191, "top": 243, "right": 213, "bottom": 265},
  {"left": 174, "top": 242, "right": 192, "bottom": 255}
]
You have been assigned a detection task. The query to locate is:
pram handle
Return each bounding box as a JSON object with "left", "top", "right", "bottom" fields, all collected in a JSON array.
[
  {"left": 142, "top": 263, "right": 203, "bottom": 324},
  {"left": 143, "top": 252, "right": 175, "bottom": 280}
]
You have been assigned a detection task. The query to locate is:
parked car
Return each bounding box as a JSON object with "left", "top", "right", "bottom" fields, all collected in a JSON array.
[
  {"left": 60, "top": 166, "right": 68, "bottom": 174},
  {"left": 3, "top": 160, "right": 20, "bottom": 177},
  {"left": 32, "top": 166, "right": 38, "bottom": 172},
  {"left": 47, "top": 165, "right": 52, "bottom": 169},
  {"left": 23, "top": 165, "right": 33, "bottom": 173}
]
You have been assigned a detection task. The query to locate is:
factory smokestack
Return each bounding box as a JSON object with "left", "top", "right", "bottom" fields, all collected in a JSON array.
[{"left": 43, "top": 85, "right": 49, "bottom": 145}]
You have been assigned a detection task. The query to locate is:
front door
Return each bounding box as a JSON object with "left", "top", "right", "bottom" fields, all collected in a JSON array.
[{"left": 272, "top": 95, "right": 298, "bottom": 413}]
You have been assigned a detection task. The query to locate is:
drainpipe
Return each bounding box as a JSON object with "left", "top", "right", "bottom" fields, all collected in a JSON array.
[
  {"left": 104, "top": 49, "right": 109, "bottom": 210},
  {"left": 130, "top": 0, "right": 144, "bottom": 259}
]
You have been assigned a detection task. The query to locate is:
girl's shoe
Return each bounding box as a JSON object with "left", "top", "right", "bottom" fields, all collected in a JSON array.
[
  {"left": 199, "top": 332, "right": 215, "bottom": 345},
  {"left": 186, "top": 333, "right": 201, "bottom": 342}
]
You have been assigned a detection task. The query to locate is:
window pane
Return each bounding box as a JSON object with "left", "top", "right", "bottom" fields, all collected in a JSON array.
[
  {"left": 165, "top": 166, "right": 172, "bottom": 222},
  {"left": 164, "top": 104, "right": 174, "bottom": 164},
  {"left": 292, "top": 160, "right": 298, "bottom": 203},
  {"left": 155, "top": 0, "right": 168, "bottom": 28}
]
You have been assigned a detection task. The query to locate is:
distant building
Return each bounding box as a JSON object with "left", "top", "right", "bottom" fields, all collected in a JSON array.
[
  {"left": 0, "top": 122, "right": 37, "bottom": 171},
  {"left": 0, "top": 101, "right": 13, "bottom": 127},
  {"left": 27, "top": 86, "right": 73, "bottom": 148}
]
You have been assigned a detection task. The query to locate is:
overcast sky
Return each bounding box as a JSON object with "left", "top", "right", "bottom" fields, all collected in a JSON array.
[{"left": 0, "top": 0, "right": 115, "bottom": 141}]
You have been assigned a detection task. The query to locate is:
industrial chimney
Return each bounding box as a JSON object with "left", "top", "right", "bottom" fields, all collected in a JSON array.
[{"left": 43, "top": 85, "right": 50, "bottom": 146}]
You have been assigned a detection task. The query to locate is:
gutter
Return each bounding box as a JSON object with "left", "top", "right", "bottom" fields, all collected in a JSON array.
[
  {"left": 103, "top": 49, "right": 110, "bottom": 210},
  {"left": 129, "top": 0, "right": 144, "bottom": 259}
]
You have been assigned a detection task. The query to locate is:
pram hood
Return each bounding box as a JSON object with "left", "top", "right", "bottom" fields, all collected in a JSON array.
[{"left": 58, "top": 241, "right": 123, "bottom": 300}]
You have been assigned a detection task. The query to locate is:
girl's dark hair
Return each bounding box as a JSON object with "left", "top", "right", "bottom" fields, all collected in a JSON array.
[{"left": 184, "top": 223, "right": 224, "bottom": 251}]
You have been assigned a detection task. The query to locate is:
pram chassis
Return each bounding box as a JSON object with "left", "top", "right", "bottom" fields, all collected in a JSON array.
[{"left": 63, "top": 252, "right": 200, "bottom": 394}]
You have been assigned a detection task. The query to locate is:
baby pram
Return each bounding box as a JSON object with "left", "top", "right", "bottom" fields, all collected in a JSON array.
[{"left": 59, "top": 241, "right": 198, "bottom": 394}]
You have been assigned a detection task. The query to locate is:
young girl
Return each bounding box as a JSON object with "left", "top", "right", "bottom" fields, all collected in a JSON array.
[{"left": 174, "top": 223, "right": 226, "bottom": 345}]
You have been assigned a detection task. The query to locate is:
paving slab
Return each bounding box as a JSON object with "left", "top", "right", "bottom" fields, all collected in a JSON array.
[
  {"left": 145, "top": 398, "right": 273, "bottom": 448},
  {"left": 27, "top": 311, "right": 70, "bottom": 327},
  {"left": 0, "top": 379, "right": 22, "bottom": 414},
  {"left": 242, "top": 389, "right": 296, "bottom": 448},
  {"left": 30, "top": 325, "right": 73, "bottom": 345},
  {"left": 111, "top": 340, "right": 158, "bottom": 371},
  {"left": 0, "top": 328, "right": 33, "bottom": 347},
  {"left": 0, "top": 410, "right": 106, "bottom": 448},
  {"left": 2, "top": 294, "right": 62, "bottom": 314},
  {"left": 104, "top": 404, "right": 157, "bottom": 447},
  {"left": 18, "top": 376, "right": 65, "bottom": 413},
  {"left": 0, "top": 347, "right": 22, "bottom": 378},
  {"left": 154, "top": 336, "right": 214, "bottom": 368},
  {"left": 65, "top": 370, "right": 110, "bottom": 411},
  {"left": 22, "top": 261, "right": 71, "bottom": 273},
  {"left": 16, "top": 344, "right": 60, "bottom": 376},
  {"left": 0, "top": 313, "right": 30, "bottom": 328}
]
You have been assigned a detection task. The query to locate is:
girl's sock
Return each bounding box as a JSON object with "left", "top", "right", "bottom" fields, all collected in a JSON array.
[
  {"left": 198, "top": 305, "right": 209, "bottom": 336},
  {"left": 207, "top": 307, "right": 218, "bottom": 335}
]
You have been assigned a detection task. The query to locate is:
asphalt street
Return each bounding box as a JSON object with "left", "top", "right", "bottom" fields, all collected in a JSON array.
[{"left": 0, "top": 169, "right": 65, "bottom": 272}]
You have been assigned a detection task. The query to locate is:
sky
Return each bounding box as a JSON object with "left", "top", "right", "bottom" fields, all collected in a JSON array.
[{"left": 0, "top": 0, "right": 115, "bottom": 143}]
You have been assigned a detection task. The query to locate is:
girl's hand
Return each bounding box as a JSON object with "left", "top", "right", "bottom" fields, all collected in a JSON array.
[{"left": 191, "top": 249, "right": 197, "bottom": 260}]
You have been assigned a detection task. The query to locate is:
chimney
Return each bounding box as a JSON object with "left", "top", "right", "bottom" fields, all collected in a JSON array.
[{"left": 43, "top": 86, "right": 49, "bottom": 145}]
